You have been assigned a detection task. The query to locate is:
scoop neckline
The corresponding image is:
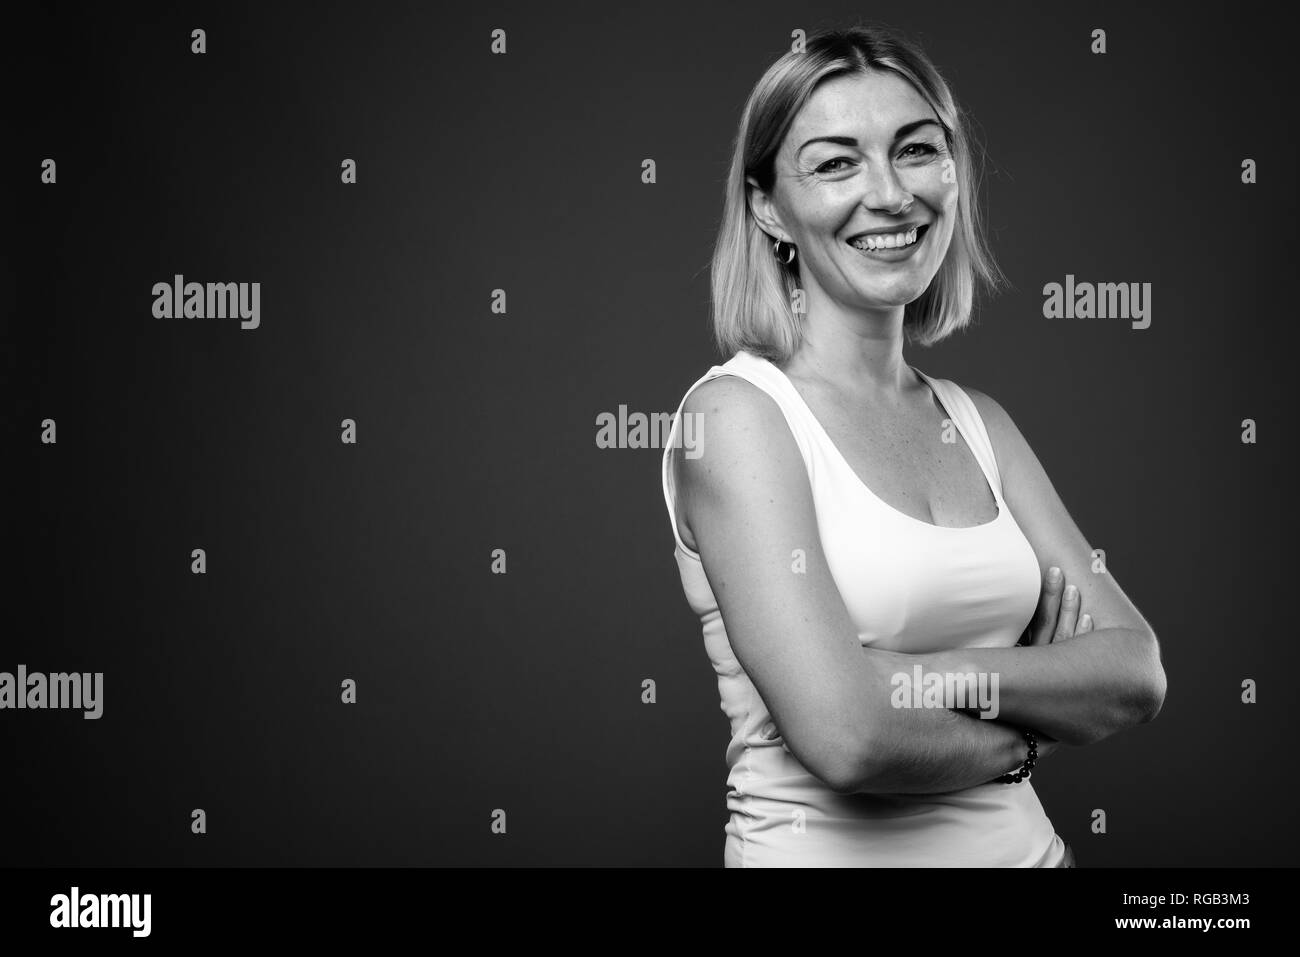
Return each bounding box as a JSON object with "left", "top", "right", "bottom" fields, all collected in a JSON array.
[{"left": 746, "top": 352, "right": 1004, "bottom": 533}]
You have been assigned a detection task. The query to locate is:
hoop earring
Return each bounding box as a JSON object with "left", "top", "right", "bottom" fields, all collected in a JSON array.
[{"left": 773, "top": 238, "right": 797, "bottom": 265}]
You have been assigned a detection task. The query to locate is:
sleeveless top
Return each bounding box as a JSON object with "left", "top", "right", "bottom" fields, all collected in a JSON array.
[{"left": 660, "top": 350, "right": 1066, "bottom": 867}]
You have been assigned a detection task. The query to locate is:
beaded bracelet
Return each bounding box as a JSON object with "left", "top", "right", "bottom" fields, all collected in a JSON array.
[{"left": 995, "top": 729, "right": 1038, "bottom": 783}]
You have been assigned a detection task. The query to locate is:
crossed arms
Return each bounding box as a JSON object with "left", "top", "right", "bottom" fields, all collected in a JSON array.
[{"left": 671, "top": 375, "right": 1166, "bottom": 795}]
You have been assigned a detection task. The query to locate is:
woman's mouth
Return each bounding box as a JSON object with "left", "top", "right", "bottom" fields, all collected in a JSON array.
[{"left": 846, "top": 223, "right": 930, "bottom": 260}]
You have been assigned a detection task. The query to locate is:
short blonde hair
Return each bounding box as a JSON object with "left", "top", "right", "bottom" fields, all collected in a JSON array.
[{"left": 710, "top": 23, "right": 1005, "bottom": 362}]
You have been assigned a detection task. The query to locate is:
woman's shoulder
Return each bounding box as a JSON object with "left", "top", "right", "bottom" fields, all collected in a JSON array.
[
  {"left": 672, "top": 359, "right": 809, "bottom": 483},
  {"left": 678, "top": 351, "right": 785, "bottom": 418},
  {"left": 945, "top": 379, "right": 1033, "bottom": 484},
  {"left": 952, "top": 381, "right": 1018, "bottom": 439},
  {"left": 678, "top": 372, "right": 790, "bottom": 451}
]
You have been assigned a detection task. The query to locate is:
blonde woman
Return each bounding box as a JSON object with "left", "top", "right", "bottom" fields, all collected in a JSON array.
[{"left": 661, "top": 24, "right": 1166, "bottom": 867}]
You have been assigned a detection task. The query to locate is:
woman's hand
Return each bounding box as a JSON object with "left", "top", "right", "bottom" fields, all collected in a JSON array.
[
  {"left": 1018, "top": 566, "right": 1093, "bottom": 760},
  {"left": 1020, "top": 566, "right": 1095, "bottom": 646}
]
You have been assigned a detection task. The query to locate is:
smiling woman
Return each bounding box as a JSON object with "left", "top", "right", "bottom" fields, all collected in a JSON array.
[{"left": 661, "top": 23, "right": 1165, "bottom": 868}]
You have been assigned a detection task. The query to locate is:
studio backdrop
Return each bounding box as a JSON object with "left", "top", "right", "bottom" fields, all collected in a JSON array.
[{"left": 6, "top": 0, "right": 1296, "bottom": 866}]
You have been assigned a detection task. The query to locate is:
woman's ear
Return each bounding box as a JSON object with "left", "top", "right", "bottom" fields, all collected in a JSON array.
[{"left": 746, "top": 180, "right": 787, "bottom": 243}]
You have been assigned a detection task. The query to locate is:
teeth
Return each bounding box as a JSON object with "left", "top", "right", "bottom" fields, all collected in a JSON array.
[{"left": 850, "top": 226, "right": 919, "bottom": 251}]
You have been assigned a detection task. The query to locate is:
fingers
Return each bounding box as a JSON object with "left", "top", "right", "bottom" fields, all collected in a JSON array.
[
  {"left": 1025, "top": 567, "right": 1094, "bottom": 646},
  {"left": 1053, "top": 583, "right": 1081, "bottom": 642},
  {"left": 1027, "top": 567, "right": 1065, "bottom": 646}
]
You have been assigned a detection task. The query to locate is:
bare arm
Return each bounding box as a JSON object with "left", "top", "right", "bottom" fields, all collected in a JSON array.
[
  {"left": 916, "top": 630, "right": 1160, "bottom": 746},
  {"left": 903, "top": 386, "right": 1168, "bottom": 746},
  {"left": 673, "top": 376, "right": 1039, "bottom": 794},
  {"left": 849, "top": 647, "right": 1058, "bottom": 792}
]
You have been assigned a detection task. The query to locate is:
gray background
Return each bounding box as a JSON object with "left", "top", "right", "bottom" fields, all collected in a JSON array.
[{"left": 5, "top": 0, "right": 1296, "bottom": 865}]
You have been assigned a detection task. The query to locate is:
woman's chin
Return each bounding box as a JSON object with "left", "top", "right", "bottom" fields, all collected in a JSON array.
[{"left": 849, "top": 278, "right": 933, "bottom": 309}]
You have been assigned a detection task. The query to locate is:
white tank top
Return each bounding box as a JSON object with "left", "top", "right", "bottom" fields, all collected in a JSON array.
[{"left": 660, "top": 350, "right": 1066, "bottom": 867}]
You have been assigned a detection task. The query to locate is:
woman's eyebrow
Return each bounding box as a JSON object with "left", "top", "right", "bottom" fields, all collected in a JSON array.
[{"left": 796, "top": 118, "right": 944, "bottom": 155}]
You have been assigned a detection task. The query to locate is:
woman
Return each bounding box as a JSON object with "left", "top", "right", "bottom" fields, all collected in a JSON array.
[{"left": 660, "top": 25, "right": 1166, "bottom": 867}]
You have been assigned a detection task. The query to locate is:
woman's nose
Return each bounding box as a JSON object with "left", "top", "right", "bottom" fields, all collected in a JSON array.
[{"left": 859, "top": 163, "right": 914, "bottom": 215}]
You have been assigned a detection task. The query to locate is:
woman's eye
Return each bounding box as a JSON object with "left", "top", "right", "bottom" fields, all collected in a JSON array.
[
  {"left": 817, "top": 145, "right": 939, "bottom": 173},
  {"left": 899, "top": 142, "right": 939, "bottom": 159},
  {"left": 815, "top": 158, "right": 852, "bottom": 174}
]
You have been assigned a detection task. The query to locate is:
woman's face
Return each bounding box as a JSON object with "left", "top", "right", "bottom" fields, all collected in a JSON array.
[{"left": 750, "top": 69, "right": 959, "bottom": 313}]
